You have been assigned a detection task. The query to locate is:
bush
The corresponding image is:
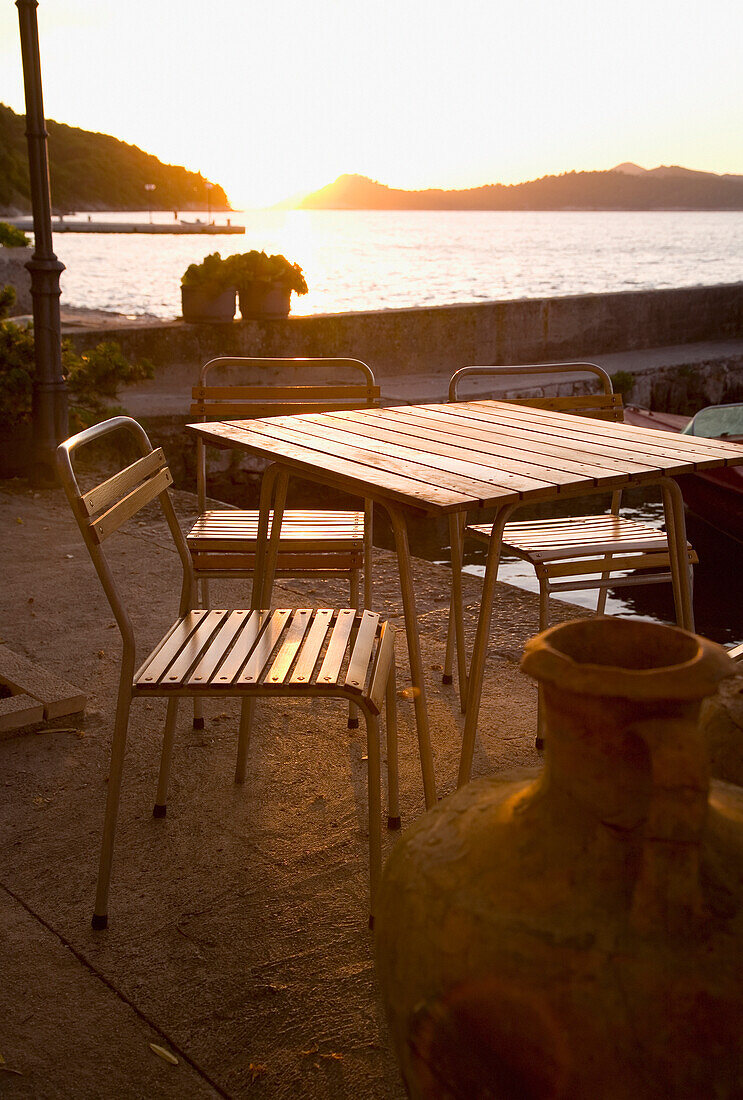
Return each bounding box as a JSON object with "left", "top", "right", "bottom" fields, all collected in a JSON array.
[
  {"left": 0, "top": 221, "right": 30, "bottom": 248},
  {"left": 611, "top": 370, "right": 635, "bottom": 398},
  {"left": 227, "top": 250, "right": 308, "bottom": 296},
  {"left": 0, "top": 285, "right": 154, "bottom": 430},
  {"left": 180, "top": 251, "right": 233, "bottom": 296},
  {"left": 180, "top": 249, "right": 308, "bottom": 298}
]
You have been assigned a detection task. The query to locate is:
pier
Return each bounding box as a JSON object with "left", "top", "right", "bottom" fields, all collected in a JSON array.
[{"left": 7, "top": 218, "right": 245, "bottom": 235}]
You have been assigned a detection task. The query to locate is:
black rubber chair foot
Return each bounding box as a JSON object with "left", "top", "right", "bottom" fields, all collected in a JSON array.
[
  {"left": 442, "top": 674, "right": 453, "bottom": 685},
  {"left": 387, "top": 815, "right": 402, "bottom": 831},
  {"left": 193, "top": 717, "right": 205, "bottom": 730},
  {"left": 347, "top": 717, "right": 360, "bottom": 730},
  {"left": 535, "top": 736, "right": 545, "bottom": 751},
  {"left": 91, "top": 913, "right": 108, "bottom": 931},
  {"left": 368, "top": 913, "right": 375, "bottom": 931},
  {"left": 153, "top": 804, "right": 167, "bottom": 818}
]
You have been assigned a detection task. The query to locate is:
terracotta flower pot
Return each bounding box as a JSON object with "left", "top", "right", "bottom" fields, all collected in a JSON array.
[
  {"left": 375, "top": 618, "right": 743, "bottom": 1099},
  {"left": 181, "top": 284, "right": 236, "bottom": 323},
  {"left": 237, "top": 281, "right": 291, "bottom": 320}
]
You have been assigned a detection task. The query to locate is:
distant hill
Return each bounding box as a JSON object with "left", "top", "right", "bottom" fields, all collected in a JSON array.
[
  {"left": 294, "top": 166, "right": 743, "bottom": 211},
  {"left": 0, "top": 103, "right": 230, "bottom": 214}
]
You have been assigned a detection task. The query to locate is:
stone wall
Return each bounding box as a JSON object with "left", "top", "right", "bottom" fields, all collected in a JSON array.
[
  {"left": 0, "top": 246, "right": 33, "bottom": 314},
  {"left": 66, "top": 283, "right": 743, "bottom": 381}
]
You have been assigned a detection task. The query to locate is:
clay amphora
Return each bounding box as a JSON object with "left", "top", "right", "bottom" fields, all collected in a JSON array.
[{"left": 375, "top": 618, "right": 743, "bottom": 1099}]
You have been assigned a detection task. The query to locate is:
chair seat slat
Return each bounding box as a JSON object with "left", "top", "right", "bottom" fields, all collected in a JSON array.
[
  {"left": 467, "top": 516, "right": 681, "bottom": 561},
  {"left": 210, "top": 611, "right": 266, "bottom": 684},
  {"left": 136, "top": 610, "right": 209, "bottom": 685},
  {"left": 265, "top": 609, "right": 313, "bottom": 685},
  {"left": 187, "top": 610, "right": 254, "bottom": 686},
  {"left": 317, "top": 610, "right": 356, "bottom": 685},
  {"left": 290, "top": 610, "right": 334, "bottom": 684},
  {"left": 237, "top": 610, "right": 292, "bottom": 684},
  {"left": 161, "top": 610, "right": 229, "bottom": 683},
  {"left": 345, "top": 611, "right": 380, "bottom": 693}
]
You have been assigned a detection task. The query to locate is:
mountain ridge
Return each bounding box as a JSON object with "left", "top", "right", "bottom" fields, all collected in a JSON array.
[
  {"left": 0, "top": 103, "right": 231, "bottom": 215},
  {"left": 292, "top": 166, "right": 743, "bottom": 211}
]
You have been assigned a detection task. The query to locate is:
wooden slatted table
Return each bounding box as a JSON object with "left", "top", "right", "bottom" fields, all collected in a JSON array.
[{"left": 189, "top": 400, "right": 743, "bottom": 802}]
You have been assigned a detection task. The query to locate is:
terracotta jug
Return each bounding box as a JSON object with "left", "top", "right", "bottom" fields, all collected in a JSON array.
[{"left": 375, "top": 618, "right": 743, "bottom": 1099}]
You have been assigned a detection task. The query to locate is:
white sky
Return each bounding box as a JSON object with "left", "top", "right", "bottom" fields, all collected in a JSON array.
[{"left": 1, "top": 0, "right": 742, "bottom": 208}]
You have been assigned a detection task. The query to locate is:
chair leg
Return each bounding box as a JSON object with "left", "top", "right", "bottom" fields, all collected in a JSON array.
[
  {"left": 348, "top": 571, "right": 360, "bottom": 729},
  {"left": 596, "top": 555, "right": 612, "bottom": 616},
  {"left": 364, "top": 711, "right": 382, "bottom": 929},
  {"left": 535, "top": 579, "right": 551, "bottom": 751},
  {"left": 92, "top": 685, "right": 133, "bottom": 930},
  {"left": 385, "top": 657, "right": 401, "bottom": 831},
  {"left": 235, "top": 697, "right": 255, "bottom": 784},
  {"left": 193, "top": 577, "right": 209, "bottom": 730},
  {"left": 444, "top": 514, "right": 468, "bottom": 713},
  {"left": 443, "top": 589, "right": 456, "bottom": 685},
  {"left": 154, "top": 697, "right": 180, "bottom": 817},
  {"left": 363, "top": 498, "right": 373, "bottom": 611}
]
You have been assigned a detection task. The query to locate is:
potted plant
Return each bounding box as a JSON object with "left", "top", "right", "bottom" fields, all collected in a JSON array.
[
  {"left": 180, "top": 252, "right": 236, "bottom": 323},
  {"left": 226, "top": 250, "right": 308, "bottom": 320}
]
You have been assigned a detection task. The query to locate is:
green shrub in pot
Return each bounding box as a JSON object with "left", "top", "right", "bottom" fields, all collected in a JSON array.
[
  {"left": 180, "top": 251, "right": 236, "bottom": 323},
  {"left": 226, "top": 250, "right": 308, "bottom": 319}
]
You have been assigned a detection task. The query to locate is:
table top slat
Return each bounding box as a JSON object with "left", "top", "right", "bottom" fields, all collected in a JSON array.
[
  {"left": 246, "top": 416, "right": 536, "bottom": 500},
  {"left": 271, "top": 414, "right": 579, "bottom": 495},
  {"left": 189, "top": 420, "right": 480, "bottom": 511},
  {"left": 466, "top": 401, "right": 743, "bottom": 466},
  {"left": 415, "top": 404, "right": 702, "bottom": 474},
  {"left": 335, "top": 407, "right": 664, "bottom": 479}
]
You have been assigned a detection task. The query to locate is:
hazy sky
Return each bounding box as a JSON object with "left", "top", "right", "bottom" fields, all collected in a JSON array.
[{"left": 1, "top": 0, "right": 742, "bottom": 208}]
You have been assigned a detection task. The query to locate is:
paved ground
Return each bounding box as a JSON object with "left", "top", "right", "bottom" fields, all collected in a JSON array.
[{"left": 0, "top": 473, "right": 587, "bottom": 1098}]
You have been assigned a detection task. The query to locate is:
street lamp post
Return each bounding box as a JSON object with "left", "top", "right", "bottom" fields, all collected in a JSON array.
[
  {"left": 16, "top": 0, "right": 67, "bottom": 486},
  {"left": 144, "top": 182, "right": 155, "bottom": 224}
]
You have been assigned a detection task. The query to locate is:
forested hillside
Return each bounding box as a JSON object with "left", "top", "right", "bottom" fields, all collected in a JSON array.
[
  {"left": 296, "top": 168, "right": 743, "bottom": 211},
  {"left": 0, "top": 103, "right": 230, "bottom": 213}
]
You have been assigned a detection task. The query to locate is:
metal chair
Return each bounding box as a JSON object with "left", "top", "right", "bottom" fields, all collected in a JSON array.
[
  {"left": 443, "top": 363, "right": 698, "bottom": 743},
  {"left": 189, "top": 356, "right": 380, "bottom": 730},
  {"left": 57, "top": 416, "right": 399, "bottom": 929}
]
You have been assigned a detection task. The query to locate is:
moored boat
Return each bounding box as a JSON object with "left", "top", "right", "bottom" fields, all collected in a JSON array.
[{"left": 625, "top": 403, "right": 743, "bottom": 544}]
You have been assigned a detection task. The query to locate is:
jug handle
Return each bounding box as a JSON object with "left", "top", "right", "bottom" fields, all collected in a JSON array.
[{"left": 625, "top": 716, "right": 709, "bottom": 937}]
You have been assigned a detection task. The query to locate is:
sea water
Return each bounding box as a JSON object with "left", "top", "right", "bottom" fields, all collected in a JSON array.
[{"left": 47, "top": 208, "right": 743, "bottom": 320}]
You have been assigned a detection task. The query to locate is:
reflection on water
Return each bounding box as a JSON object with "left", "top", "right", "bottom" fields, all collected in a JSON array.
[{"left": 381, "top": 489, "right": 743, "bottom": 648}]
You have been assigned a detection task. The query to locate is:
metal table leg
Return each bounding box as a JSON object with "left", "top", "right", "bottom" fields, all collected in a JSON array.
[
  {"left": 251, "top": 463, "right": 289, "bottom": 611},
  {"left": 386, "top": 504, "right": 437, "bottom": 809},
  {"left": 661, "top": 477, "right": 695, "bottom": 631},
  {"left": 458, "top": 503, "right": 517, "bottom": 787}
]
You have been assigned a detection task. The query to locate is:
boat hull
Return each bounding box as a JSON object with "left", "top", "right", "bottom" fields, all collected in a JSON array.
[{"left": 625, "top": 405, "right": 743, "bottom": 545}]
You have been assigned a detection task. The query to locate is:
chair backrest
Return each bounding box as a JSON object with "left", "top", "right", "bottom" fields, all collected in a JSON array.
[
  {"left": 448, "top": 363, "right": 624, "bottom": 422},
  {"left": 56, "top": 416, "right": 194, "bottom": 663},
  {"left": 191, "top": 356, "right": 380, "bottom": 420},
  {"left": 191, "top": 356, "right": 380, "bottom": 509}
]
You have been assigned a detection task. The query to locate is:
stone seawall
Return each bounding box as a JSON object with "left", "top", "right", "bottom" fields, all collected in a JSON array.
[{"left": 65, "top": 284, "right": 743, "bottom": 381}]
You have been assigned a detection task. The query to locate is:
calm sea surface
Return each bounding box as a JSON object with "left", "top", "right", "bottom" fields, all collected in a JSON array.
[{"left": 48, "top": 209, "right": 743, "bottom": 320}]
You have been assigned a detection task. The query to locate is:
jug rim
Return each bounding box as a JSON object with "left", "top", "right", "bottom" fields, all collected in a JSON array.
[{"left": 521, "top": 618, "right": 735, "bottom": 700}]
